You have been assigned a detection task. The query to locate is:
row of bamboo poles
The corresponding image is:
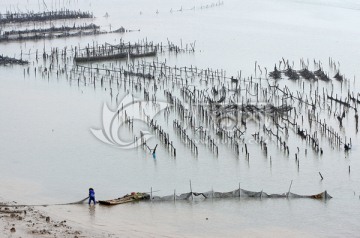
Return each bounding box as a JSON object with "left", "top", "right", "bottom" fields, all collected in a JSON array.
[
  {"left": 0, "top": 9, "right": 93, "bottom": 24},
  {"left": 19, "top": 44, "right": 356, "bottom": 177}
]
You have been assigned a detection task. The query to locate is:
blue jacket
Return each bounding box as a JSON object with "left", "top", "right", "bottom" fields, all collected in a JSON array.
[{"left": 89, "top": 189, "right": 95, "bottom": 198}]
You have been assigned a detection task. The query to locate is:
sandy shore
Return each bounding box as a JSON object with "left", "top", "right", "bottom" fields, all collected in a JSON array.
[{"left": 0, "top": 199, "right": 112, "bottom": 238}]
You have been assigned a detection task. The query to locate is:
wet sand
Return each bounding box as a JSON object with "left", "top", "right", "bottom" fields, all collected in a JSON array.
[{"left": 0, "top": 199, "right": 111, "bottom": 238}]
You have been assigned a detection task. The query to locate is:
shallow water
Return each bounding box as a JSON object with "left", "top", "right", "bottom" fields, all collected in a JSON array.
[{"left": 1, "top": 0, "right": 360, "bottom": 237}]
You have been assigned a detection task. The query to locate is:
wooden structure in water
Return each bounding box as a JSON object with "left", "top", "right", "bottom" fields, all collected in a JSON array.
[
  {"left": 0, "top": 55, "right": 28, "bottom": 65},
  {"left": 74, "top": 42, "right": 158, "bottom": 62},
  {"left": 73, "top": 39, "right": 195, "bottom": 63},
  {"left": 74, "top": 51, "right": 157, "bottom": 63},
  {"left": 0, "top": 10, "right": 93, "bottom": 24},
  {"left": 0, "top": 24, "right": 111, "bottom": 42}
]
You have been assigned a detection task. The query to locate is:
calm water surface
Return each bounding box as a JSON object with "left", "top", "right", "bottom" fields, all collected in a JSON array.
[{"left": 1, "top": 0, "right": 360, "bottom": 237}]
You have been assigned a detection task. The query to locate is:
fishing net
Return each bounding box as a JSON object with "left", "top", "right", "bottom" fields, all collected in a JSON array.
[
  {"left": 151, "top": 189, "right": 332, "bottom": 201},
  {"left": 0, "top": 197, "right": 89, "bottom": 207}
]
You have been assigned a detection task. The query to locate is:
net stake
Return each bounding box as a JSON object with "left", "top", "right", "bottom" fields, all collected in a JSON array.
[
  {"left": 190, "top": 180, "right": 193, "bottom": 200},
  {"left": 287, "top": 180, "right": 293, "bottom": 198},
  {"left": 319, "top": 172, "right": 324, "bottom": 180}
]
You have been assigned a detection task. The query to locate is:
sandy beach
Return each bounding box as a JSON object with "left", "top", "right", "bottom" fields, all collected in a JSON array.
[{"left": 0, "top": 199, "right": 111, "bottom": 238}]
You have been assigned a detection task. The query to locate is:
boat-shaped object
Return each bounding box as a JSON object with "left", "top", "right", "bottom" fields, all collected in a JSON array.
[
  {"left": 98, "top": 192, "right": 150, "bottom": 205},
  {"left": 74, "top": 50, "right": 156, "bottom": 62},
  {"left": 74, "top": 52, "right": 127, "bottom": 62}
]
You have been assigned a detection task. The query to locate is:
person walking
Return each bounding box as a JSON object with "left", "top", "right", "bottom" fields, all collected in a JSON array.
[{"left": 89, "top": 188, "right": 96, "bottom": 205}]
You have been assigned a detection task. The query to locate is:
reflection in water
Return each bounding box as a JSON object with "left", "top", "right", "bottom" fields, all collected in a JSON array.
[{"left": 89, "top": 204, "right": 96, "bottom": 219}]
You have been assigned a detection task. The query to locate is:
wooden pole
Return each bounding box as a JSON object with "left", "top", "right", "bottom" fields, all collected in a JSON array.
[
  {"left": 287, "top": 180, "right": 293, "bottom": 198},
  {"left": 190, "top": 180, "right": 193, "bottom": 200}
]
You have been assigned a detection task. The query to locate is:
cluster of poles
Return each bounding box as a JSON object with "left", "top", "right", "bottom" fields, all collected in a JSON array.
[
  {"left": 0, "top": 9, "right": 93, "bottom": 24},
  {"left": 12, "top": 33, "right": 357, "bottom": 179}
]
